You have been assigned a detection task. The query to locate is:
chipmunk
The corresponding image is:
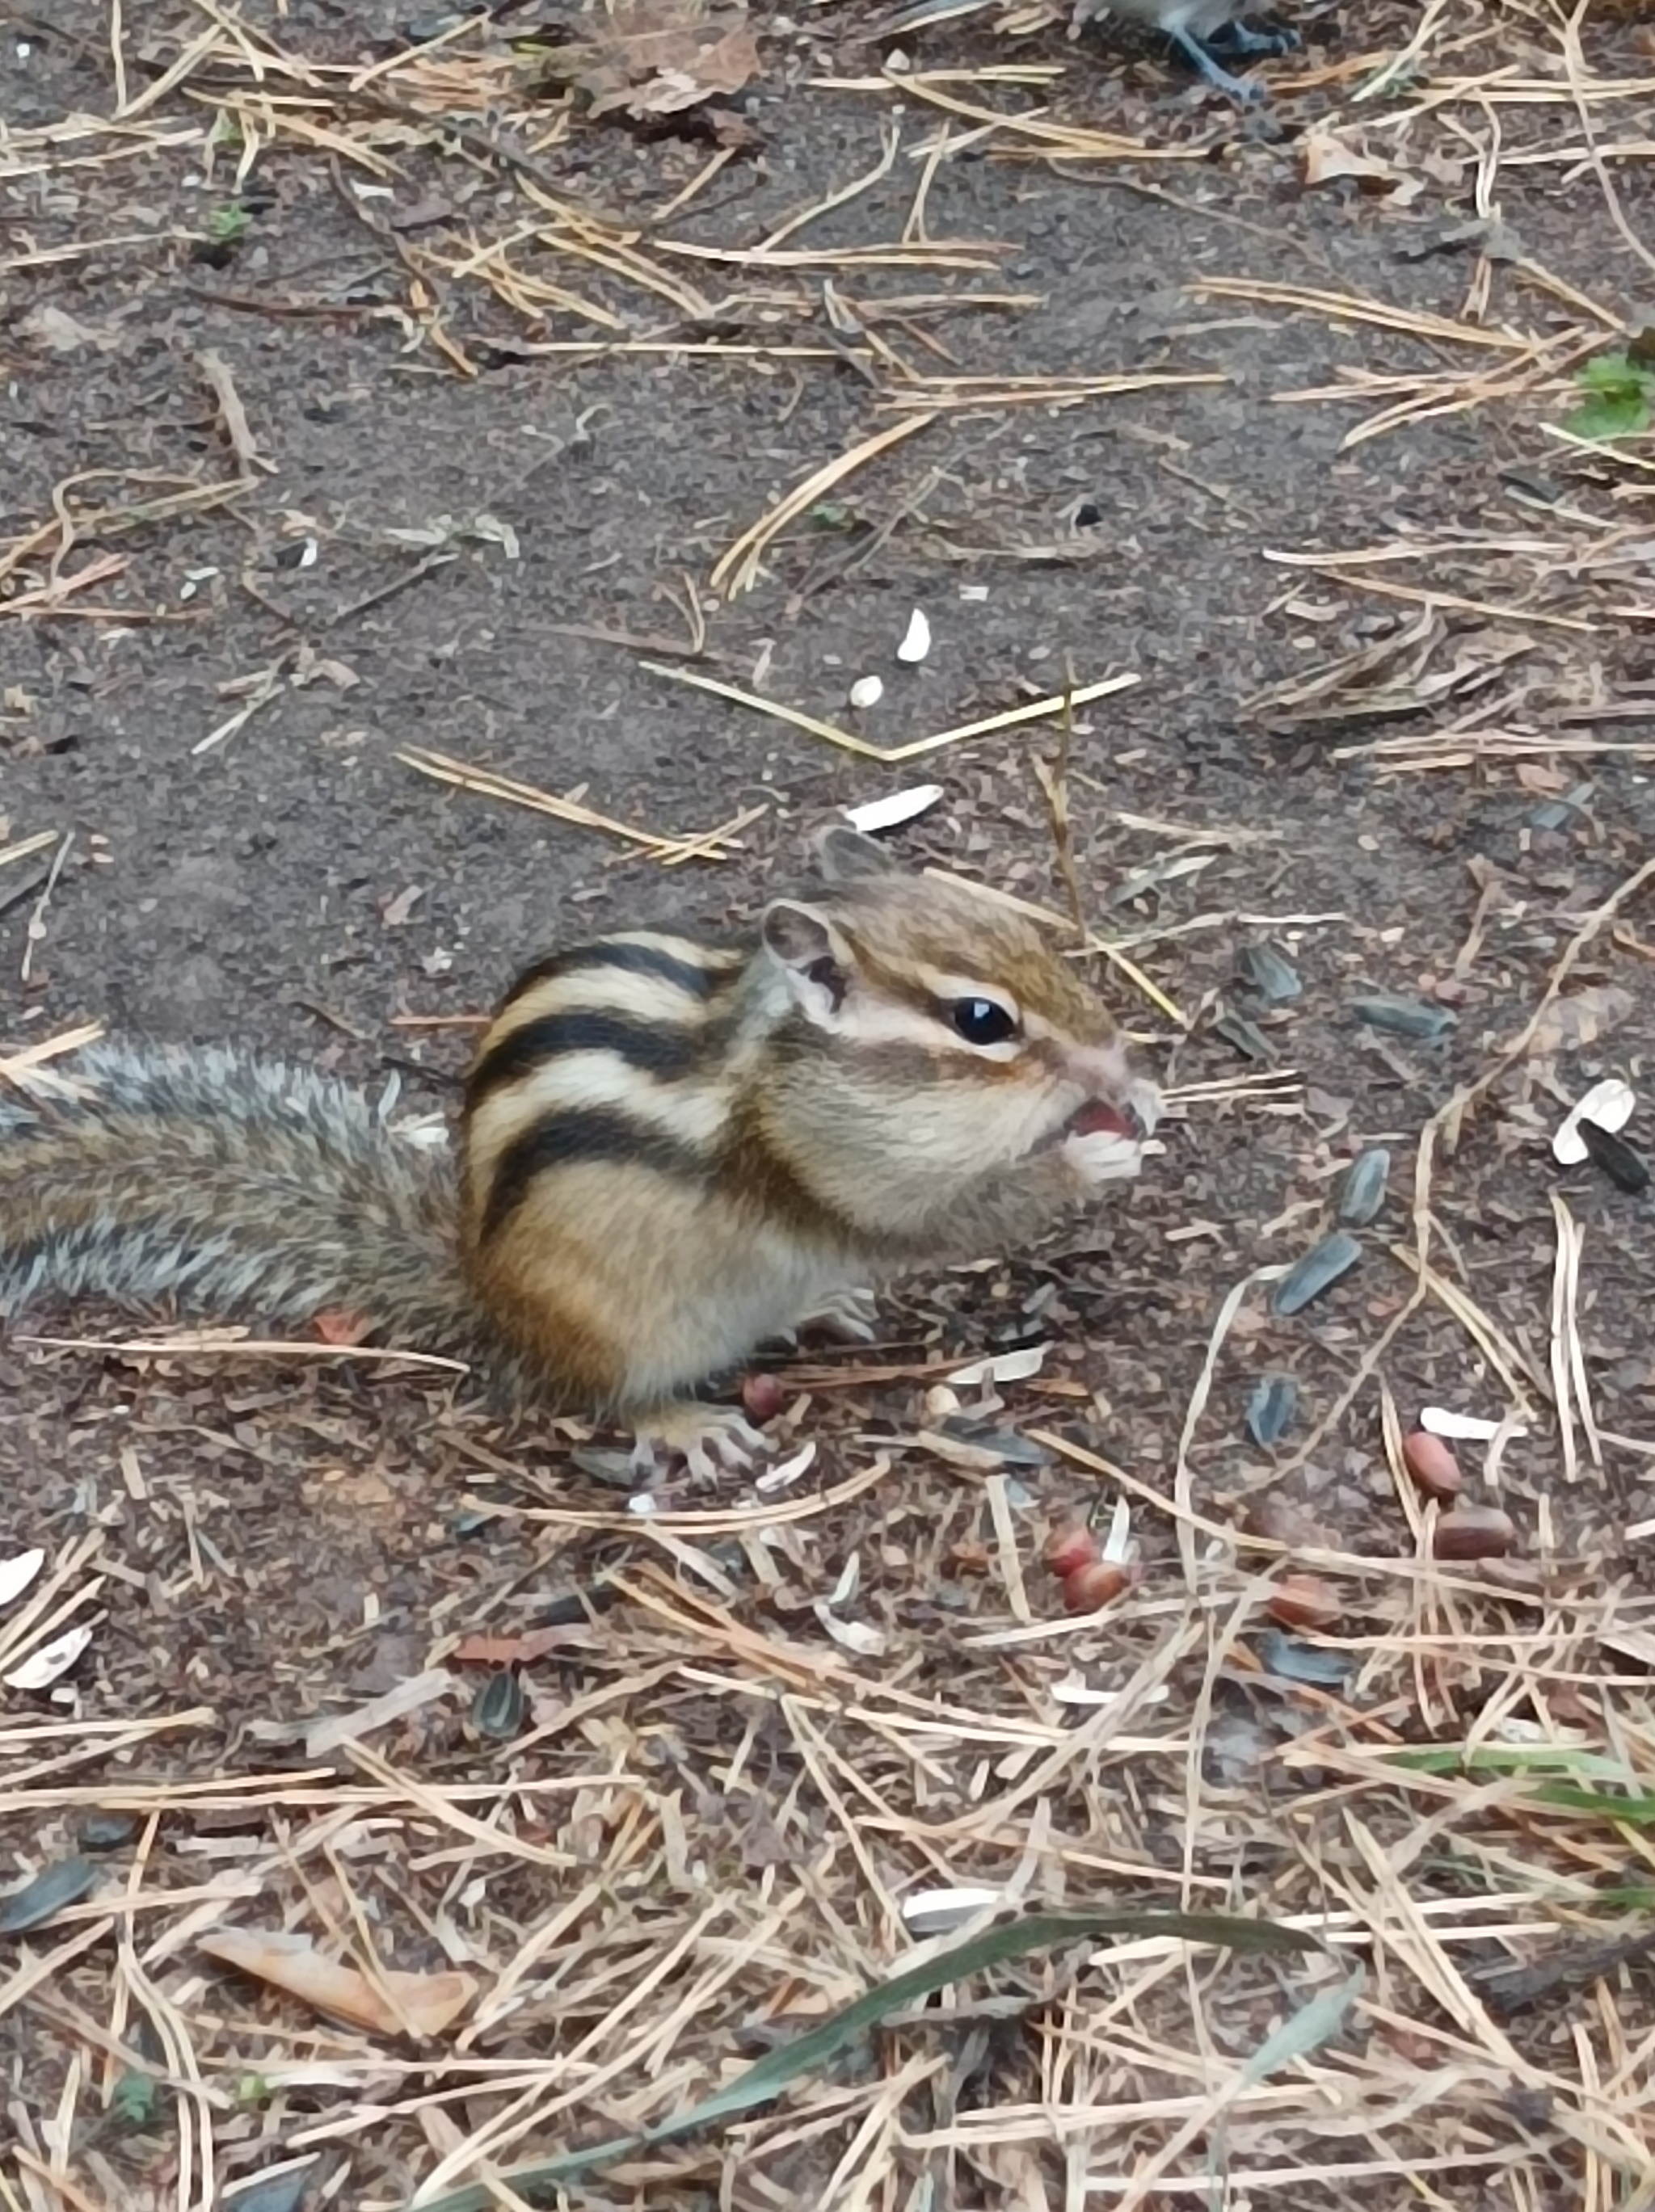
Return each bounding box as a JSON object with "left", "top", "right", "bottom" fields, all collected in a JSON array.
[{"left": 0, "top": 829, "right": 1160, "bottom": 1478}]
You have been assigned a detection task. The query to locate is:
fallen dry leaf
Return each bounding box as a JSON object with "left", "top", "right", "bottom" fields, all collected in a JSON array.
[
  {"left": 1531, "top": 984, "right": 1635, "bottom": 1057},
  {"left": 451, "top": 1625, "right": 604, "bottom": 1665},
  {"left": 1515, "top": 760, "right": 1570, "bottom": 796},
  {"left": 200, "top": 1928, "right": 476, "bottom": 2037},
  {"left": 1302, "top": 130, "right": 1417, "bottom": 200},
  {"left": 21, "top": 305, "right": 124, "bottom": 353},
  {"left": 548, "top": 1, "right": 760, "bottom": 122}
]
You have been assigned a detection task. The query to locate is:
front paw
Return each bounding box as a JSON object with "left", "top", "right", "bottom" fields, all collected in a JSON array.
[
  {"left": 1062, "top": 1124, "right": 1149, "bottom": 1191},
  {"left": 630, "top": 1403, "right": 769, "bottom": 1486}
]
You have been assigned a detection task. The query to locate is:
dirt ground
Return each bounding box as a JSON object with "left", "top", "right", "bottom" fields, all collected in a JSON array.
[{"left": 5, "top": 2, "right": 1655, "bottom": 2207}]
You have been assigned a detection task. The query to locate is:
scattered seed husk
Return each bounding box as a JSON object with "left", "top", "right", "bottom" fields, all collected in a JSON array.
[
  {"left": 1236, "top": 943, "right": 1303, "bottom": 1003},
  {"left": 0, "top": 1547, "right": 44, "bottom": 1609},
  {"left": 950, "top": 1344, "right": 1049, "bottom": 1387},
  {"left": 78, "top": 1812, "right": 140, "bottom": 1852},
  {"left": 1403, "top": 1428, "right": 1463, "bottom": 1503},
  {"left": 1214, "top": 1009, "right": 1276, "bottom": 1062},
  {"left": 1063, "top": 1560, "right": 1129, "bottom": 1613},
  {"left": 844, "top": 782, "right": 941, "bottom": 834},
  {"left": 1245, "top": 1372, "right": 1299, "bottom": 1447},
  {"left": 936, "top": 1422, "right": 1055, "bottom": 1469},
  {"left": 472, "top": 1670, "right": 525, "bottom": 1740},
  {"left": 754, "top": 1440, "right": 818, "bottom": 1494},
  {"left": 3, "top": 1621, "right": 94, "bottom": 1691},
  {"left": 847, "top": 675, "right": 885, "bottom": 712},
  {"left": 896, "top": 608, "right": 931, "bottom": 663},
  {"left": 1260, "top": 1629, "right": 1351, "bottom": 1687},
  {"left": 1433, "top": 1504, "right": 1517, "bottom": 1562},
  {"left": 902, "top": 1886, "right": 1004, "bottom": 1936},
  {"left": 1351, "top": 994, "right": 1457, "bottom": 1041},
  {"left": 225, "top": 2162, "right": 322, "bottom": 2212},
  {"left": 1529, "top": 780, "right": 1594, "bottom": 832},
  {"left": 1267, "top": 1573, "right": 1342, "bottom": 1634},
  {"left": 0, "top": 1856, "right": 99, "bottom": 1935},
  {"left": 1270, "top": 1231, "right": 1362, "bottom": 1317},
  {"left": 1421, "top": 1404, "right": 1528, "bottom": 1442},
  {"left": 1337, "top": 1146, "right": 1391, "bottom": 1226},
  {"left": 1579, "top": 1117, "right": 1649, "bottom": 1193},
  {"left": 1553, "top": 1076, "right": 1635, "bottom": 1165}
]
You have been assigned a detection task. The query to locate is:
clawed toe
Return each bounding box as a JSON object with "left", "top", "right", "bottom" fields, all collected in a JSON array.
[
  {"left": 1205, "top": 20, "right": 1300, "bottom": 58},
  {"left": 630, "top": 1407, "right": 769, "bottom": 1485},
  {"left": 794, "top": 1286, "right": 880, "bottom": 1345}
]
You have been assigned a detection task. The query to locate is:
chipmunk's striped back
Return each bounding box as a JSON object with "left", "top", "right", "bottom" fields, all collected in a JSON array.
[{"left": 461, "top": 931, "right": 750, "bottom": 1246}]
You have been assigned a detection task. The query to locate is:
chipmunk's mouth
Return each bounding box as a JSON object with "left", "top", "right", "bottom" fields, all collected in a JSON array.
[
  {"left": 1068, "top": 1100, "right": 1138, "bottom": 1141},
  {"left": 1067, "top": 1078, "right": 1160, "bottom": 1144}
]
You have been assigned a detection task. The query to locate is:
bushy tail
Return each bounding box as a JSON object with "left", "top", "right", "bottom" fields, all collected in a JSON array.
[{"left": 0, "top": 1041, "right": 491, "bottom": 1365}]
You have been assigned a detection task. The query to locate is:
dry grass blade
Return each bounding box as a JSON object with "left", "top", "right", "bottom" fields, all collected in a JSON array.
[
  {"left": 395, "top": 747, "right": 763, "bottom": 861},
  {"left": 710, "top": 414, "right": 941, "bottom": 597},
  {"left": 639, "top": 659, "right": 1139, "bottom": 766}
]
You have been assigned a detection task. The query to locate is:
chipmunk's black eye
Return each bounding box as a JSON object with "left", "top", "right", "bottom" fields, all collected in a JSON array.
[{"left": 950, "top": 997, "right": 1017, "bottom": 1047}]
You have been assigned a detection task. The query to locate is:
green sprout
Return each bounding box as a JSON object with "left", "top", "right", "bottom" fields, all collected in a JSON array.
[{"left": 1564, "top": 342, "right": 1655, "bottom": 443}]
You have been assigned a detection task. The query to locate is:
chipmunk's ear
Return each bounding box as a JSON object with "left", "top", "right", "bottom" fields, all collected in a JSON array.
[
  {"left": 761, "top": 898, "right": 854, "bottom": 1026},
  {"left": 812, "top": 825, "right": 905, "bottom": 885}
]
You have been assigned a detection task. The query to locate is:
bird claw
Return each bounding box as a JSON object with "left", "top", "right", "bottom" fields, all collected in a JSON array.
[
  {"left": 630, "top": 1406, "right": 770, "bottom": 1486},
  {"left": 1203, "top": 19, "right": 1300, "bottom": 58},
  {"left": 1166, "top": 25, "right": 1270, "bottom": 102}
]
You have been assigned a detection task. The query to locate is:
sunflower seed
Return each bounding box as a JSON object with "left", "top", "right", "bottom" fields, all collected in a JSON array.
[
  {"left": 1351, "top": 994, "right": 1456, "bottom": 1041},
  {"left": 1245, "top": 1373, "right": 1299, "bottom": 1446},
  {"left": 1236, "top": 944, "right": 1302, "bottom": 1003},
  {"left": 1337, "top": 1147, "right": 1391, "bottom": 1226},
  {"left": 1553, "top": 1076, "right": 1635, "bottom": 1166},
  {"left": 1579, "top": 1117, "right": 1649, "bottom": 1193},
  {"left": 1270, "top": 1231, "right": 1362, "bottom": 1317}
]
